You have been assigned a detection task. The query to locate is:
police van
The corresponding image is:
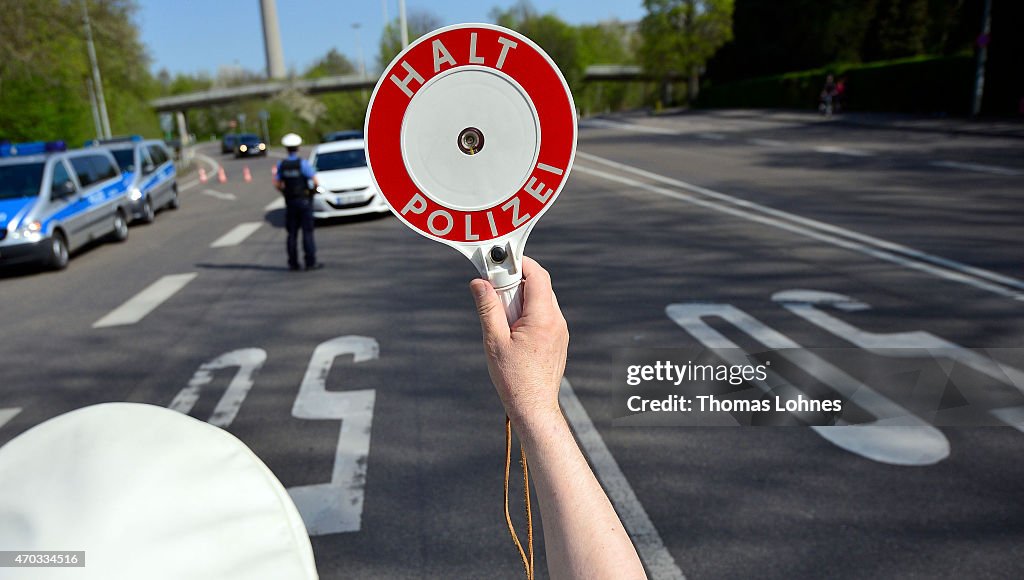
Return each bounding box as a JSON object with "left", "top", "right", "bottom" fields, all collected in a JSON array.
[
  {"left": 0, "top": 141, "right": 133, "bottom": 269},
  {"left": 88, "top": 136, "right": 178, "bottom": 223}
]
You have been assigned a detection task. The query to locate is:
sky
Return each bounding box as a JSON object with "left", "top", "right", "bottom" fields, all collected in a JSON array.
[{"left": 137, "top": 0, "right": 645, "bottom": 78}]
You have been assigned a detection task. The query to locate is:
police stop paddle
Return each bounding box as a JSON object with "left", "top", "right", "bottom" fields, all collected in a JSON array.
[{"left": 365, "top": 23, "right": 577, "bottom": 324}]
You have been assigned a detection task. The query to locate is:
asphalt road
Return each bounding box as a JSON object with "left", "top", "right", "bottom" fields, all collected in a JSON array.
[{"left": 1, "top": 111, "right": 1022, "bottom": 579}]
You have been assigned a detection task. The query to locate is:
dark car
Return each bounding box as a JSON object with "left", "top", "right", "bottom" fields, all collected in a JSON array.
[
  {"left": 234, "top": 134, "right": 266, "bottom": 158},
  {"left": 322, "top": 130, "right": 364, "bottom": 143},
  {"left": 221, "top": 133, "right": 238, "bottom": 154}
]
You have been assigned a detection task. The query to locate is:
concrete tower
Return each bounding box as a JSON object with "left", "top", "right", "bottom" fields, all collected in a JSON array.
[{"left": 260, "top": 0, "right": 286, "bottom": 79}]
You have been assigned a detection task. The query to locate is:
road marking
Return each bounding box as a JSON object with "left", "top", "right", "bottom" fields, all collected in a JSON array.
[
  {"left": 583, "top": 119, "right": 679, "bottom": 135},
  {"left": 195, "top": 152, "right": 221, "bottom": 175},
  {"left": 814, "top": 145, "right": 874, "bottom": 157},
  {"left": 289, "top": 336, "right": 378, "bottom": 535},
  {"left": 179, "top": 178, "right": 200, "bottom": 192},
  {"left": 0, "top": 408, "right": 22, "bottom": 430},
  {"left": 575, "top": 152, "right": 1024, "bottom": 301},
  {"left": 748, "top": 138, "right": 787, "bottom": 147},
  {"left": 211, "top": 222, "right": 262, "bottom": 248},
  {"left": 201, "top": 188, "right": 237, "bottom": 201},
  {"left": 560, "top": 377, "right": 686, "bottom": 579},
  {"left": 169, "top": 349, "right": 267, "bottom": 428},
  {"left": 929, "top": 160, "right": 1022, "bottom": 176},
  {"left": 774, "top": 289, "right": 1024, "bottom": 431},
  {"left": 264, "top": 197, "right": 286, "bottom": 211},
  {"left": 667, "top": 302, "right": 950, "bottom": 466},
  {"left": 93, "top": 273, "right": 198, "bottom": 328}
]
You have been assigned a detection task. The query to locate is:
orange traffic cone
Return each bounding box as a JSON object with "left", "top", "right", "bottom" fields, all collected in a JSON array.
[
  {"left": 271, "top": 165, "right": 277, "bottom": 178},
  {"left": 243, "top": 166, "right": 252, "bottom": 183},
  {"left": 198, "top": 167, "right": 208, "bottom": 183},
  {"left": 217, "top": 166, "right": 227, "bottom": 183}
]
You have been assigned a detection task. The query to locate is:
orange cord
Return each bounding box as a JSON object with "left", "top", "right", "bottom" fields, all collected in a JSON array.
[{"left": 505, "top": 415, "right": 535, "bottom": 580}]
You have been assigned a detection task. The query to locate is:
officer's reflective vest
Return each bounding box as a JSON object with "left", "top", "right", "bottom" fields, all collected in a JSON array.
[{"left": 279, "top": 158, "right": 308, "bottom": 200}]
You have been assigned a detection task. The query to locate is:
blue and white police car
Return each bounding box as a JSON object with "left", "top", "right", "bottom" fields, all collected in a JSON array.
[
  {"left": 0, "top": 140, "right": 133, "bottom": 269},
  {"left": 88, "top": 136, "right": 178, "bottom": 224}
]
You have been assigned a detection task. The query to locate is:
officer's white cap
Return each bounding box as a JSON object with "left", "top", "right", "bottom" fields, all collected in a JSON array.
[{"left": 281, "top": 133, "right": 302, "bottom": 147}]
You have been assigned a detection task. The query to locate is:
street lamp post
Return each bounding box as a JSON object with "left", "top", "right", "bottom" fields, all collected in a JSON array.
[
  {"left": 81, "top": 0, "right": 111, "bottom": 139},
  {"left": 399, "top": 0, "right": 409, "bottom": 48},
  {"left": 353, "top": 23, "right": 367, "bottom": 102}
]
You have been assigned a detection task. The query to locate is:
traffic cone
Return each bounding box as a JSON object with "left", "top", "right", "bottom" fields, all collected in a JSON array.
[
  {"left": 243, "top": 166, "right": 252, "bottom": 183},
  {"left": 271, "top": 165, "right": 277, "bottom": 178},
  {"left": 198, "top": 167, "right": 208, "bottom": 183},
  {"left": 217, "top": 166, "right": 227, "bottom": 183}
]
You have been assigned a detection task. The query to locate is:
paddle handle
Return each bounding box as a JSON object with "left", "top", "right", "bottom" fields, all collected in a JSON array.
[{"left": 496, "top": 280, "right": 524, "bottom": 326}]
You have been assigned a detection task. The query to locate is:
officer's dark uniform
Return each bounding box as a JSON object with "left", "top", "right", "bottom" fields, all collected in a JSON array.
[{"left": 278, "top": 156, "right": 318, "bottom": 270}]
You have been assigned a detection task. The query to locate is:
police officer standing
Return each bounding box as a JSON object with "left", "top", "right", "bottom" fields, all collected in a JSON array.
[{"left": 274, "top": 133, "right": 323, "bottom": 271}]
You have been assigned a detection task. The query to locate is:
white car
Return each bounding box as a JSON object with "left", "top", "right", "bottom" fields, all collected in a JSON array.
[{"left": 308, "top": 139, "right": 389, "bottom": 219}]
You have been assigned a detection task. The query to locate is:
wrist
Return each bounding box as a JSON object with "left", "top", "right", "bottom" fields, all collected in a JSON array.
[{"left": 510, "top": 404, "right": 567, "bottom": 448}]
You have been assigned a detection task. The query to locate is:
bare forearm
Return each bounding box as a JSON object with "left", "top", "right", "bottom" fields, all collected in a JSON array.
[{"left": 517, "top": 412, "right": 647, "bottom": 580}]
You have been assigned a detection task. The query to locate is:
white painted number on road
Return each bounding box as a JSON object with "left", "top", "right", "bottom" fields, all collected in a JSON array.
[
  {"left": 666, "top": 302, "right": 951, "bottom": 466},
  {"left": 169, "top": 348, "right": 267, "bottom": 428},
  {"left": 288, "top": 336, "right": 378, "bottom": 536},
  {"left": 773, "top": 290, "right": 1024, "bottom": 432},
  {"left": 170, "top": 336, "right": 379, "bottom": 536},
  {"left": 0, "top": 408, "right": 22, "bottom": 430}
]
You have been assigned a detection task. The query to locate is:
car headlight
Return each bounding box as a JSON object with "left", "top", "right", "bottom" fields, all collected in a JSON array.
[
  {"left": 258, "top": 143, "right": 266, "bottom": 151},
  {"left": 129, "top": 187, "right": 143, "bottom": 201},
  {"left": 239, "top": 144, "right": 248, "bottom": 152},
  {"left": 12, "top": 220, "right": 42, "bottom": 241}
]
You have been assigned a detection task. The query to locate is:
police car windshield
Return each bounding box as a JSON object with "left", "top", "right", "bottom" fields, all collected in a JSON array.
[
  {"left": 314, "top": 149, "right": 366, "bottom": 172},
  {"left": 111, "top": 149, "right": 135, "bottom": 173},
  {"left": 0, "top": 162, "right": 45, "bottom": 199}
]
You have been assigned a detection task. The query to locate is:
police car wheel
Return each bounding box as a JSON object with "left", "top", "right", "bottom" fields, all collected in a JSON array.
[
  {"left": 140, "top": 199, "right": 155, "bottom": 224},
  {"left": 168, "top": 186, "right": 180, "bottom": 210},
  {"left": 111, "top": 211, "right": 129, "bottom": 242},
  {"left": 48, "top": 233, "right": 69, "bottom": 270}
]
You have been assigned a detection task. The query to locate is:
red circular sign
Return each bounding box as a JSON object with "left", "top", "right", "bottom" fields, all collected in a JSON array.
[{"left": 365, "top": 24, "right": 576, "bottom": 244}]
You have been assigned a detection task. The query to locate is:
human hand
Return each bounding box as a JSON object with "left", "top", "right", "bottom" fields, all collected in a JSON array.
[{"left": 470, "top": 256, "right": 569, "bottom": 431}]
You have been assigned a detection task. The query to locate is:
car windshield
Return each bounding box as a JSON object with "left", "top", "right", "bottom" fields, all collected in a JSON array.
[
  {"left": 0, "top": 162, "right": 45, "bottom": 199},
  {"left": 111, "top": 149, "right": 135, "bottom": 172},
  {"left": 314, "top": 149, "right": 366, "bottom": 171},
  {"left": 238, "top": 134, "right": 260, "bottom": 144}
]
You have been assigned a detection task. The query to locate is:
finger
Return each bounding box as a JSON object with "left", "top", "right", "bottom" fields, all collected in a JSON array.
[
  {"left": 470, "top": 278, "right": 510, "bottom": 341},
  {"left": 521, "top": 256, "right": 556, "bottom": 318}
]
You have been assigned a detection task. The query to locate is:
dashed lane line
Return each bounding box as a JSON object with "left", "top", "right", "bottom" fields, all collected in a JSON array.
[
  {"left": 559, "top": 377, "right": 686, "bottom": 580},
  {"left": 93, "top": 273, "right": 198, "bottom": 328},
  {"left": 201, "top": 189, "right": 237, "bottom": 201},
  {"left": 813, "top": 145, "right": 874, "bottom": 157},
  {"left": 748, "top": 138, "right": 787, "bottom": 148},
  {"left": 930, "top": 160, "right": 1022, "bottom": 176},
  {"left": 211, "top": 222, "right": 263, "bottom": 248},
  {"left": 264, "top": 197, "right": 286, "bottom": 211},
  {"left": 575, "top": 152, "right": 1024, "bottom": 301},
  {"left": 582, "top": 119, "right": 680, "bottom": 135}
]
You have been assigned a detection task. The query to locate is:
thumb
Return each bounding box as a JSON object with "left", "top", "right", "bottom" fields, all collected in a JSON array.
[{"left": 470, "top": 279, "right": 510, "bottom": 341}]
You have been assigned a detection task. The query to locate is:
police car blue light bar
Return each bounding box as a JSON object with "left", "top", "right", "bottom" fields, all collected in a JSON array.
[{"left": 0, "top": 140, "right": 67, "bottom": 157}]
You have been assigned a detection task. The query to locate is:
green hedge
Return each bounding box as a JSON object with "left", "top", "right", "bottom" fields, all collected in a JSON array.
[{"left": 698, "top": 55, "right": 975, "bottom": 115}]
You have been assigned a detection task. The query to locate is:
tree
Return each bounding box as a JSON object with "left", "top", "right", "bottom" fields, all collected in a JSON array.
[
  {"left": 0, "top": 0, "right": 158, "bottom": 143},
  {"left": 639, "top": 0, "right": 734, "bottom": 104},
  {"left": 306, "top": 48, "right": 356, "bottom": 78},
  {"left": 491, "top": 2, "right": 581, "bottom": 87},
  {"left": 377, "top": 10, "right": 442, "bottom": 69}
]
